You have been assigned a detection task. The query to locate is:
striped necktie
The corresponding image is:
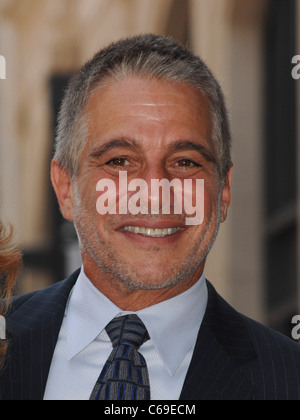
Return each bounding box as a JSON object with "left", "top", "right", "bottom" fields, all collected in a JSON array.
[{"left": 90, "top": 314, "right": 151, "bottom": 400}]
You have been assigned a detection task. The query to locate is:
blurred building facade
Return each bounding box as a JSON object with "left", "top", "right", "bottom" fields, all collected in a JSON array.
[{"left": 0, "top": 0, "right": 299, "bottom": 337}]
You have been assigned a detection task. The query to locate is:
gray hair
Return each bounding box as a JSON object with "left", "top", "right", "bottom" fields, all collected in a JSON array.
[{"left": 54, "top": 33, "right": 232, "bottom": 179}]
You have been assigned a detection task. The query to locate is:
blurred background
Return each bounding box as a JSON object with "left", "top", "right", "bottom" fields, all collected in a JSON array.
[{"left": 0, "top": 0, "right": 299, "bottom": 337}]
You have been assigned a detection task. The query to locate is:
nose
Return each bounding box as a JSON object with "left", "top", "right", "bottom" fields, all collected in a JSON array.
[
  {"left": 140, "top": 164, "right": 179, "bottom": 215},
  {"left": 145, "top": 165, "right": 164, "bottom": 214}
]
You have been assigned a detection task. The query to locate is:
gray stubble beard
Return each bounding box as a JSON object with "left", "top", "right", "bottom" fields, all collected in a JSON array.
[{"left": 72, "top": 182, "right": 222, "bottom": 292}]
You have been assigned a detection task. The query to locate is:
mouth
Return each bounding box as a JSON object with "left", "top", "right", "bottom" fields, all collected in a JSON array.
[{"left": 122, "top": 226, "right": 182, "bottom": 238}]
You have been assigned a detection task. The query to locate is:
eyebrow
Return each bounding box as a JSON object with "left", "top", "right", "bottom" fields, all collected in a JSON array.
[
  {"left": 168, "top": 140, "right": 216, "bottom": 163},
  {"left": 88, "top": 137, "right": 139, "bottom": 159},
  {"left": 88, "top": 137, "right": 216, "bottom": 164}
]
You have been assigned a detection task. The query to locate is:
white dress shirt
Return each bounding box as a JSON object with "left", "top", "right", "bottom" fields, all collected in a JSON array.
[{"left": 44, "top": 267, "right": 208, "bottom": 400}]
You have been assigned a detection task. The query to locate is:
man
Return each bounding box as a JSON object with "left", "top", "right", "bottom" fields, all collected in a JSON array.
[{"left": 1, "top": 34, "right": 300, "bottom": 400}]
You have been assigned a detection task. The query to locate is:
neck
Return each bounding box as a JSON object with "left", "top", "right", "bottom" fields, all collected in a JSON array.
[{"left": 82, "top": 258, "right": 205, "bottom": 311}]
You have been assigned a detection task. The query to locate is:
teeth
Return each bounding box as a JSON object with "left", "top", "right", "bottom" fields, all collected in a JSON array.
[{"left": 123, "top": 226, "right": 181, "bottom": 237}]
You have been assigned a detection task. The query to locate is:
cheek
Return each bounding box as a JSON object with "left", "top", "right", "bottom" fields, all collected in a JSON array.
[
  {"left": 204, "top": 182, "right": 219, "bottom": 210},
  {"left": 191, "top": 186, "right": 221, "bottom": 231},
  {"left": 73, "top": 184, "right": 98, "bottom": 226},
  {"left": 95, "top": 177, "right": 134, "bottom": 218}
]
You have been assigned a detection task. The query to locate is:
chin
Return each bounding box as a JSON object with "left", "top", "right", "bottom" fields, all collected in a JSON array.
[{"left": 117, "top": 262, "right": 196, "bottom": 291}]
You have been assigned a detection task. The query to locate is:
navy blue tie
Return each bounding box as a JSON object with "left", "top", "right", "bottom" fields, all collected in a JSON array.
[{"left": 90, "top": 314, "right": 151, "bottom": 400}]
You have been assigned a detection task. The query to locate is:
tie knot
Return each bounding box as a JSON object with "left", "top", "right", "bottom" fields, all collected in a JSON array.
[{"left": 106, "top": 314, "right": 149, "bottom": 349}]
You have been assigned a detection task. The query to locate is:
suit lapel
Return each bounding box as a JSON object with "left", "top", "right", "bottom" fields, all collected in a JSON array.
[
  {"left": 1, "top": 269, "right": 79, "bottom": 400},
  {"left": 180, "top": 281, "right": 256, "bottom": 400}
]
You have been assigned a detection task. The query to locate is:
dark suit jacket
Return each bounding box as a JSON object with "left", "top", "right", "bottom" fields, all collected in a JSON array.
[{"left": 1, "top": 268, "right": 300, "bottom": 400}]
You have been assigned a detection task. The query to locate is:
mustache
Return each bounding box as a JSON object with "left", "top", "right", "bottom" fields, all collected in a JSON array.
[{"left": 104, "top": 213, "right": 187, "bottom": 227}]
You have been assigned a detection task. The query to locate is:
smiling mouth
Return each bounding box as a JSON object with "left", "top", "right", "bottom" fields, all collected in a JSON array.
[{"left": 122, "top": 226, "right": 182, "bottom": 238}]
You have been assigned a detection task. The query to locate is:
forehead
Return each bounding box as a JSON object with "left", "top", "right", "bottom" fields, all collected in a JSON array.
[{"left": 85, "top": 76, "right": 212, "bottom": 150}]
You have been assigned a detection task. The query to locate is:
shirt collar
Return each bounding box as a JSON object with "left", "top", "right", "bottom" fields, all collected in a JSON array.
[{"left": 66, "top": 266, "right": 208, "bottom": 376}]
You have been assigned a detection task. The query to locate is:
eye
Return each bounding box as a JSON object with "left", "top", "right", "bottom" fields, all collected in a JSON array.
[
  {"left": 175, "top": 159, "right": 201, "bottom": 168},
  {"left": 105, "top": 157, "right": 129, "bottom": 167}
]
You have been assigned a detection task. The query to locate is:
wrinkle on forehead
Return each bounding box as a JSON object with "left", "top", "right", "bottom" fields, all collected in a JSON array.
[
  {"left": 85, "top": 76, "right": 214, "bottom": 154},
  {"left": 87, "top": 76, "right": 210, "bottom": 115}
]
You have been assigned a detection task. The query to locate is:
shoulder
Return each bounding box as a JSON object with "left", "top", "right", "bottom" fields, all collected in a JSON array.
[
  {"left": 207, "top": 279, "right": 300, "bottom": 356},
  {"left": 12, "top": 269, "right": 79, "bottom": 306},
  {"left": 4, "top": 269, "right": 80, "bottom": 333},
  {"left": 206, "top": 281, "right": 300, "bottom": 399},
  {"left": 241, "top": 313, "right": 300, "bottom": 399},
  {"left": 242, "top": 311, "right": 300, "bottom": 363}
]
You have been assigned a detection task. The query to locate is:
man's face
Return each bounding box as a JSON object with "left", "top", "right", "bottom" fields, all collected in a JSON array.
[{"left": 52, "top": 76, "right": 232, "bottom": 298}]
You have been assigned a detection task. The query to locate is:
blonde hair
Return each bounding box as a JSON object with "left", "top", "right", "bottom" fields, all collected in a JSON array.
[{"left": 0, "top": 222, "right": 22, "bottom": 368}]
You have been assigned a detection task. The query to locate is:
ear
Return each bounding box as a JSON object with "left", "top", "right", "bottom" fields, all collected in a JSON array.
[
  {"left": 220, "top": 164, "right": 233, "bottom": 223},
  {"left": 50, "top": 160, "right": 74, "bottom": 221}
]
